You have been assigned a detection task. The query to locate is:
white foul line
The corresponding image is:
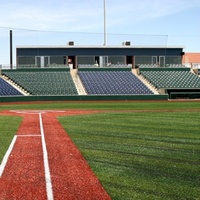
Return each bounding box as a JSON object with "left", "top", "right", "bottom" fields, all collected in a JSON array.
[
  {"left": 1, "top": 112, "right": 54, "bottom": 199},
  {"left": 10, "top": 110, "right": 66, "bottom": 115},
  {"left": 0, "top": 135, "right": 17, "bottom": 177},
  {"left": 39, "top": 113, "right": 54, "bottom": 200}
]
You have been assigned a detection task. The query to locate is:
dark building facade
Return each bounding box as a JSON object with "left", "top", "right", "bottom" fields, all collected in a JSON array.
[{"left": 16, "top": 45, "right": 184, "bottom": 68}]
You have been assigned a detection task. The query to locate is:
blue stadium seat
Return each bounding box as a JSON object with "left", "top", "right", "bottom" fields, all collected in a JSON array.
[
  {"left": 0, "top": 78, "right": 23, "bottom": 96},
  {"left": 79, "top": 71, "right": 153, "bottom": 95}
]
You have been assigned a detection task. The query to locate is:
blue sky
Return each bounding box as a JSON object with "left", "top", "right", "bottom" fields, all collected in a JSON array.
[{"left": 0, "top": 0, "right": 200, "bottom": 65}]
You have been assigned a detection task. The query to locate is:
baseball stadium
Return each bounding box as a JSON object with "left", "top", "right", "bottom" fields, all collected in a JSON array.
[
  {"left": 0, "top": 39, "right": 200, "bottom": 199},
  {"left": 1, "top": 40, "right": 200, "bottom": 101},
  {"left": 1, "top": 0, "right": 200, "bottom": 198}
]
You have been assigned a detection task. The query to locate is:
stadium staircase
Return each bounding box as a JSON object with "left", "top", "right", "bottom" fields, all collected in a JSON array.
[
  {"left": 70, "top": 69, "right": 87, "bottom": 95},
  {"left": 132, "top": 69, "right": 159, "bottom": 94}
]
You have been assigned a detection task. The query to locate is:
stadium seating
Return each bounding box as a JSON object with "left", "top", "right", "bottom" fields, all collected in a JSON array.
[
  {"left": 3, "top": 71, "right": 78, "bottom": 95},
  {"left": 0, "top": 77, "right": 23, "bottom": 96},
  {"left": 165, "top": 64, "right": 186, "bottom": 68},
  {"left": 140, "top": 70, "right": 200, "bottom": 89},
  {"left": 3, "top": 67, "right": 199, "bottom": 97},
  {"left": 78, "top": 64, "right": 96, "bottom": 68},
  {"left": 139, "top": 64, "right": 158, "bottom": 68},
  {"left": 79, "top": 71, "right": 153, "bottom": 95},
  {"left": 139, "top": 64, "right": 186, "bottom": 68},
  {"left": 78, "top": 64, "right": 130, "bottom": 68}
]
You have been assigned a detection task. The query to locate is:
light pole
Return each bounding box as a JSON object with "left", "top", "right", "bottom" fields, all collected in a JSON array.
[
  {"left": 10, "top": 30, "right": 13, "bottom": 69},
  {"left": 104, "top": 0, "right": 107, "bottom": 46}
]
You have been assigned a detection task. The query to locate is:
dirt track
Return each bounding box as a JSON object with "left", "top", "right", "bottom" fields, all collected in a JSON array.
[{"left": 0, "top": 110, "right": 110, "bottom": 200}]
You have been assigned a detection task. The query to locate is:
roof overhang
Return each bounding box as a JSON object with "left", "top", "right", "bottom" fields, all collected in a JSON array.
[{"left": 16, "top": 45, "right": 185, "bottom": 49}]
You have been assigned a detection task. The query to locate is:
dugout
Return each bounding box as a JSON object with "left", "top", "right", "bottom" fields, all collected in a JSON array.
[
  {"left": 168, "top": 89, "right": 200, "bottom": 99},
  {"left": 16, "top": 45, "right": 184, "bottom": 69}
]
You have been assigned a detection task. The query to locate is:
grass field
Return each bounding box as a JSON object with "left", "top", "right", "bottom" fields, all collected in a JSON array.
[
  {"left": 1, "top": 100, "right": 200, "bottom": 111},
  {"left": 0, "top": 116, "right": 22, "bottom": 162},
  {"left": 0, "top": 101, "right": 200, "bottom": 199}
]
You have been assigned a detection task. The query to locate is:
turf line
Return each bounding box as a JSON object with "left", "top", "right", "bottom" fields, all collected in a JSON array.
[
  {"left": 17, "top": 134, "right": 41, "bottom": 137},
  {"left": 0, "top": 135, "right": 17, "bottom": 177},
  {"left": 39, "top": 113, "right": 54, "bottom": 200}
]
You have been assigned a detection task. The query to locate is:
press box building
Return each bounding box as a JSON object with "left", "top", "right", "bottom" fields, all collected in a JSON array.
[{"left": 16, "top": 42, "right": 185, "bottom": 68}]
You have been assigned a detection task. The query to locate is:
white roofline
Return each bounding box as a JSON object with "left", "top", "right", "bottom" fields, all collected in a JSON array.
[{"left": 16, "top": 45, "right": 185, "bottom": 49}]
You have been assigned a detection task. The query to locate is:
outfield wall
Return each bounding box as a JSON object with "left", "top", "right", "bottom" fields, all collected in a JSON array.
[{"left": 0, "top": 94, "right": 168, "bottom": 102}]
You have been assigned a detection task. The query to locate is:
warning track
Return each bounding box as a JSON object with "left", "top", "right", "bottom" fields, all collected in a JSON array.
[{"left": 0, "top": 110, "right": 110, "bottom": 200}]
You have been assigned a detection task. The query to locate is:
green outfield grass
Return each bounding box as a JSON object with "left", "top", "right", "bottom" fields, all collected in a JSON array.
[
  {"left": 58, "top": 104, "right": 200, "bottom": 200},
  {"left": 0, "top": 116, "right": 22, "bottom": 162},
  {"left": 0, "top": 101, "right": 200, "bottom": 199},
  {"left": 0, "top": 100, "right": 200, "bottom": 111}
]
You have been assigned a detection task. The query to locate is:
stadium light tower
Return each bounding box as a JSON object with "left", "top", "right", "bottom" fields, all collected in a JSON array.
[
  {"left": 10, "top": 30, "right": 13, "bottom": 69},
  {"left": 103, "top": 0, "right": 107, "bottom": 46}
]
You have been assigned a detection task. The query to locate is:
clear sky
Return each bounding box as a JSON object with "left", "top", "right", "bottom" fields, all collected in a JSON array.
[{"left": 0, "top": 0, "right": 200, "bottom": 65}]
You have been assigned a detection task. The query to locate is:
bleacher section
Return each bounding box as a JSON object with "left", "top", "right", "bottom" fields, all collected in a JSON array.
[
  {"left": 0, "top": 77, "right": 23, "bottom": 96},
  {"left": 79, "top": 71, "right": 153, "bottom": 95},
  {"left": 78, "top": 64, "right": 130, "bottom": 68},
  {"left": 2, "top": 66, "right": 199, "bottom": 100},
  {"left": 140, "top": 69, "right": 200, "bottom": 89},
  {"left": 139, "top": 64, "right": 186, "bottom": 68},
  {"left": 3, "top": 70, "right": 78, "bottom": 95},
  {"left": 17, "top": 64, "right": 69, "bottom": 68}
]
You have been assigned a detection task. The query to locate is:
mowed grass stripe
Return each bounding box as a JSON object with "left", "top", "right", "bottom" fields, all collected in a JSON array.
[
  {"left": 59, "top": 111, "right": 200, "bottom": 200},
  {"left": 1, "top": 101, "right": 200, "bottom": 111}
]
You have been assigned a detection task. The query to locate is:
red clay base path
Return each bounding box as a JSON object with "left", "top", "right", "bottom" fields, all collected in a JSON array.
[{"left": 0, "top": 110, "right": 111, "bottom": 200}]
